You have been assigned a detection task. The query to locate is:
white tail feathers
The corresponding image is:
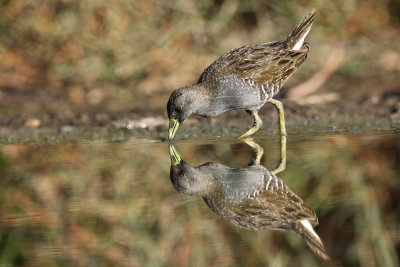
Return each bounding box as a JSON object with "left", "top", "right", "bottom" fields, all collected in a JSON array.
[
  {"left": 293, "top": 218, "right": 330, "bottom": 261},
  {"left": 292, "top": 27, "right": 311, "bottom": 50},
  {"left": 285, "top": 8, "right": 317, "bottom": 50},
  {"left": 300, "top": 219, "right": 321, "bottom": 243}
]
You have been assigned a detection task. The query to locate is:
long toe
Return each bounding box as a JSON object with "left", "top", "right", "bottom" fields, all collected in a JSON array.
[{"left": 239, "top": 127, "right": 258, "bottom": 138}]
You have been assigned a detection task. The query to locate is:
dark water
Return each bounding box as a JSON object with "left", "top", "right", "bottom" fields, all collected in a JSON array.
[{"left": 0, "top": 134, "right": 399, "bottom": 266}]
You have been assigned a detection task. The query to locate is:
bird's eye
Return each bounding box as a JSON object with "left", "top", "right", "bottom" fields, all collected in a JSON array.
[{"left": 176, "top": 106, "right": 182, "bottom": 112}]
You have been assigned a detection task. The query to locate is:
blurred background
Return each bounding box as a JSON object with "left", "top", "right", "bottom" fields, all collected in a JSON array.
[
  {"left": 0, "top": 0, "right": 399, "bottom": 129},
  {"left": 1, "top": 1, "right": 400, "bottom": 266}
]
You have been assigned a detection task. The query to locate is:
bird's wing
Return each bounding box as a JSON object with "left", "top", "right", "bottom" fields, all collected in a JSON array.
[
  {"left": 240, "top": 171, "right": 317, "bottom": 226},
  {"left": 199, "top": 42, "right": 309, "bottom": 91}
]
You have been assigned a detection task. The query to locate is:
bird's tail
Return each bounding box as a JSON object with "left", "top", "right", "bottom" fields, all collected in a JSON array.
[
  {"left": 284, "top": 8, "right": 317, "bottom": 50},
  {"left": 292, "top": 219, "right": 330, "bottom": 261}
]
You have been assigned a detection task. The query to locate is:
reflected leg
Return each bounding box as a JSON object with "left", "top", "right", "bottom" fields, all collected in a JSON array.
[
  {"left": 241, "top": 138, "right": 264, "bottom": 165},
  {"left": 239, "top": 111, "right": 263, "bottom": 139},
  {"left": 272, "top": 134, "right": 286, "bottom": 175}
]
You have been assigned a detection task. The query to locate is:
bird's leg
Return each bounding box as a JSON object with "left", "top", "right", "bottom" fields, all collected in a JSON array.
[
  {"left": 268, "top": 99, "right": 286, "bottom": 174},
  {"left": 239, "top": 111, "right": 262, "bottom": 139},
  {"left": 268, "top": 99, "right": 287, "bottom": 136},
  {"left": 241, "top": 138, "right": 264, "bottom": 165},
  {"left": 271, "top": 134, "right": 286, "bottom": 174}
]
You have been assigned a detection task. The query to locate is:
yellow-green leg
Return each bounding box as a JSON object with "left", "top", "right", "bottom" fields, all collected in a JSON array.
[
  {"left": 239, "top": 111, "right": 262, "bottom": 139},
  {"left": 241, "top": 138, "right": 264, "bottom": 165},
  {"left": 268, "top": 98, "right": 286, "bottom": 174},
  {"left": 268, "top": 98, "right": 287, "bottom": 136},
  {"left": 272, "top": 134, "right": 286, "bottom": 175}
]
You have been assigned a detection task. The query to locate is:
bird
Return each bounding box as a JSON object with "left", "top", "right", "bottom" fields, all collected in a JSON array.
[
  {"left": 167, "top": 8, "right": 317, "bottom": 140},
  {"left": 168, "top": 142, "right": 330, "bottom": 261}
]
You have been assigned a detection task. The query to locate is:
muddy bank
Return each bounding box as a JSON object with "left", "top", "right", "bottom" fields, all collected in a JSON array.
[
  {"left": 1, "top": 90, "right": 400, "bottom": 144},
  {"left": 1, "top": 71, "right": 400, "bottom": 144}
]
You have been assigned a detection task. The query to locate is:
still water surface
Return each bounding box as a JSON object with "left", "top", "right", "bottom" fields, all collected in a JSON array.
[{"left": 0, "top": 134, "right": 399, "bottom": 266}]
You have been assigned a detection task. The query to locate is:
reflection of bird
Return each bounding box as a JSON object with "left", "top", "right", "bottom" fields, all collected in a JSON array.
[
  {"left": 167, "top": 9, "right": 317, "bottom": 140},
  {"left": 169, "top": 143, "right": 329, "bottom": 261}
]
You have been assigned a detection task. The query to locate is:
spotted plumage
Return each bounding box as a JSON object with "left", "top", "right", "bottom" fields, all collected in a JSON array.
[
  {"left": 169, "top": 150, "right": 329, "bottom": 261},
  {"left": 168, "top": 9, "right": 317, "bottom": 140},
  {"left": 198, "top": 41, "right": 310, "bottom": 103}
]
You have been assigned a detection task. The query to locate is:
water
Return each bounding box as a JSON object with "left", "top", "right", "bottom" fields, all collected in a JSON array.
[{"left": 0, "top": 134, "right": 399, "bottom": 266}]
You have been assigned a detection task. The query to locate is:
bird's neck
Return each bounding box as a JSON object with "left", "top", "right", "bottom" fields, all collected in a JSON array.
[{"left": 185, "top": 84, "right": 214, "bottom": 116}]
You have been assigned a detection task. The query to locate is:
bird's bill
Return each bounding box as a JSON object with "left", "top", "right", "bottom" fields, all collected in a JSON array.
[
  {"left": 169, "top": 143, "right": 181, "bottom": 166},
  {"left": 168, "top": 119, "right": 180, "bottom": 140}
]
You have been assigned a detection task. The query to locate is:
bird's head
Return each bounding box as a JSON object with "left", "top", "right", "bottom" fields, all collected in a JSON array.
[
  {"left": 168, "top": 143, "right": 213, "bottom": 196},
  {"left": 167, "top": 85, "right": 203, "bottom": 140},
  {"left": 170, "top": 159, "right": 213, "bottom": 196}
]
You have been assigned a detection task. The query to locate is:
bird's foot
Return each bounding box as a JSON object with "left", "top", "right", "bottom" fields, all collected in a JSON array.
[
  {"left": 239, "top": 111, "right": 262, "bottom": 139},
  {"left": 239, "top": 126, "right": 260, "bottom": 139}
]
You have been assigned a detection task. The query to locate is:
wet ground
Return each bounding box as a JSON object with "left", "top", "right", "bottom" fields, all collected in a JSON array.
[
  {"left": 1, "top": 73, "right": 400, "bottom": 143},
  {"left": 1, "top": 93, "right": 400, "bottom": 144},
  {"left": 0, "top": 133, "right": 399, "bottom": 266}
]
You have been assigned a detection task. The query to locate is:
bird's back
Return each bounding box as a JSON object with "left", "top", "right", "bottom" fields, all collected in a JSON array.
[{"left": 197, "top": 9, "right": 316, "bottom": 105}]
